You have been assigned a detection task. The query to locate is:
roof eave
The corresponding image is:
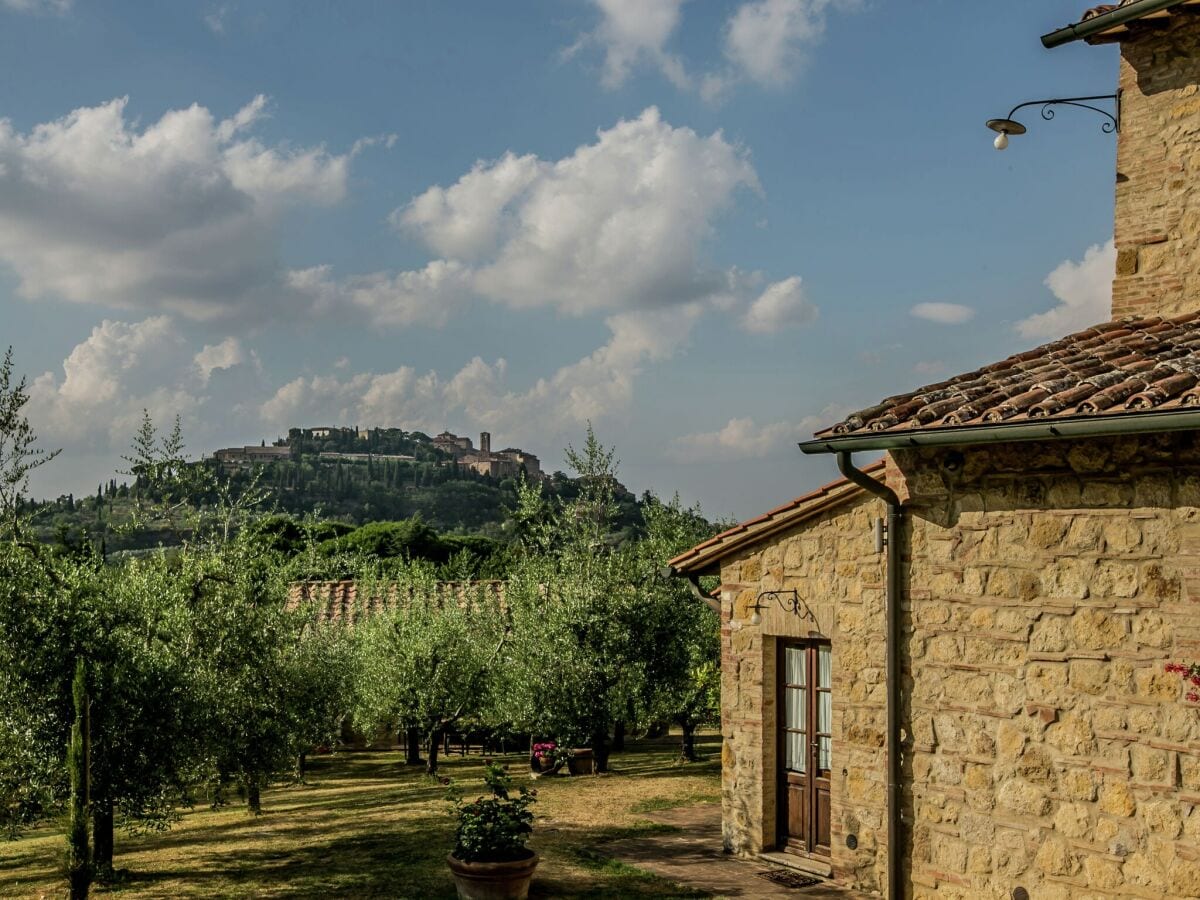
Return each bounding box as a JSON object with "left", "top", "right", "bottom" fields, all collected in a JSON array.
[
  {"left": 1041, "top": 0, "right": 1184, "bottom": 48},
  {"left": 799, "top": 408, "right": 1200, "bottom": 454},
  {"left": 668, "top": 475, "right": 877, "bottom": 575}
]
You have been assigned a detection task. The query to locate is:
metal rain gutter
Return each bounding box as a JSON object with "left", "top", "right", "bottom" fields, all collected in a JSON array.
[
  {"left": 1041, "top": 0, "right": 1183, "bottom": 48},
  {"left": 798, "top": 408, "right": 1200, "bottom": 455},
  {"left": 836, "top": 452, "right": 903, "bottom": 900}
]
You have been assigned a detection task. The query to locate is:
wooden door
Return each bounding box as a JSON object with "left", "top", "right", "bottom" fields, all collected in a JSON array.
[{"left": 779, "top": 641, "right": 832, "bottom": 857}]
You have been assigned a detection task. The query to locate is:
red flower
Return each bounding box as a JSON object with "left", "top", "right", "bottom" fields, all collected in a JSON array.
[
  {"left": 1191, "top": 676, "right": 1200, "bottom": 686},
  {"left": 1188, "top": 692, "right": 1199, "bottom": 703}
]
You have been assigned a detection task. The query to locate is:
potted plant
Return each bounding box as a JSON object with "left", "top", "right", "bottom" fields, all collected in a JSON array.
[
  {"left": 445, "top": 761, "right": 539, "bottom": 900},
  {"left": 530, "top": 741, "right": 568, "bottom": 776}
]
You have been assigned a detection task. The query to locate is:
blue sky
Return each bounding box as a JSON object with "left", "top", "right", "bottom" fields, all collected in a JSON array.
[{"left": 2, "top": 0, "right": 1120, "bottom": 520}]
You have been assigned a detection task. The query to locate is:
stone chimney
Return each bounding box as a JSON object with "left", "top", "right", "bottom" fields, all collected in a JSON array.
[
  {"left": 1111, "top": 14, "right": 1200, "bottom": 318},
  {"left": 480, "top": 431, "right": 491, "bottom": 455}
]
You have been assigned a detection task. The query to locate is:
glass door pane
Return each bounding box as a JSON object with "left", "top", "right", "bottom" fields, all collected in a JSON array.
[
  {"left": 817, "top": 645, "right": 831, "bottom": 771},
  {"left": 784, "top": 646, "right": 807, "bottom": 773},
  {"left": 786, "top": 647, "right": 806, "bottom": 687},
  {"left": 786, "top": 726, "right": 806, "bottom": 773}
]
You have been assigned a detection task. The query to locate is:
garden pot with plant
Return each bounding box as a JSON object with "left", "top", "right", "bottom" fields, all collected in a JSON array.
[
  {"left": 445, "top": 761, "right": 539, "bottom": 900},
  {"left": 529, "top": 741, "right": 567, "bottom": 777}
]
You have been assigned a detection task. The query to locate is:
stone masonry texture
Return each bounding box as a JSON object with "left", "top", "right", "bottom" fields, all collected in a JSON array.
[
  {"left": 718, "top": 432, "right": 1200, "bottom": 897},
  {"left": 1113, "top": 17, "right": 1200, "bottom": 319}
]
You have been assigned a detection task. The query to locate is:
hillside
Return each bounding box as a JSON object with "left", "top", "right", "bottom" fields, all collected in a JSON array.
[{"left": 27, "top": 425, "right": 645, "bottom": 552}]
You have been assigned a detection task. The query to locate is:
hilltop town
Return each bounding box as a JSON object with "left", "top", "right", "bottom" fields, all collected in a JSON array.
[{"left": 211, "top": 427, "right": 543, "bottom": 481}]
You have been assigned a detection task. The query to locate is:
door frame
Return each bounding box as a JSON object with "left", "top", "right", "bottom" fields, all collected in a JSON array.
[{"left": 775, "top": 637, "right": 832, "bottom": 858}]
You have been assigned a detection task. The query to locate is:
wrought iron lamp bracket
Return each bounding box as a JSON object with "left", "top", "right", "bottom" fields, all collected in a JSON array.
[
  {"left": 747, "top": 589, "right": 814, "bottom": 623},
  {"left": 986, "top": 92, "right": 1120, "bottom": 148}
]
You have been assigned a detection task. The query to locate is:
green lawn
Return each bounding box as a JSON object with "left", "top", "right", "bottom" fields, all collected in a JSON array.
[{"left": 0, "top": 737, "right": 720, "bottom": 899}]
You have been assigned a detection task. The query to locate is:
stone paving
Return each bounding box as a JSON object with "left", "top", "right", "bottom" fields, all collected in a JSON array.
[{"left": 603, "top": 803, "right": 871, "bottom": 899}]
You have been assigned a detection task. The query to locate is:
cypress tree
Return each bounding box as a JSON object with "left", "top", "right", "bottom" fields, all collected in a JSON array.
[{"left": 67, "top": 658, "right": 91, "bottom": 899}]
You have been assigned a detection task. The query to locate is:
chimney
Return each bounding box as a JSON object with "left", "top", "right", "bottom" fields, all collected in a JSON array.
[
  {"left": 1108, "top": 15, "right": 1200, "bottom": 318},
  {"left": 480, "top": 431, "right": 491, "bottom": 455}
]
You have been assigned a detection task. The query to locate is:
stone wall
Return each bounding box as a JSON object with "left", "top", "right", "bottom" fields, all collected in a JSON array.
[
  {"left": 894, "top": 433, "right": 1200, "bottom": 898},
  {"left": 1112, "top": 17, "right": 1200, "bottom": 318},
  {"left": 717, "top": 433, "right": 1200, "bottom": 898},
  {"left": 718, "top": 491, "right": 891, "bottom": 893}
]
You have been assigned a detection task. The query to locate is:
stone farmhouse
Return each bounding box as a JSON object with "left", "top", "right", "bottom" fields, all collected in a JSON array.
[{"left": 671, "top": 4, "right": 1200, "bottom": 898}]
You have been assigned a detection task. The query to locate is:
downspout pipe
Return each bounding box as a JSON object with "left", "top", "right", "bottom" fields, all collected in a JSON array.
[
  {"left": 1041, "top": 0, "right": 1182, "bottom": 48},
  {"left": 836, "top": 451, "right": 903, "bottom": 900},
  {"left": 663, "top": 566, "right": 721, "bottom": 614}
]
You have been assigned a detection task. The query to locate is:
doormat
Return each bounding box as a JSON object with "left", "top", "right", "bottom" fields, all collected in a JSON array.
[{"left": 755, "top": 869, "right": 821, "bottom": 888}]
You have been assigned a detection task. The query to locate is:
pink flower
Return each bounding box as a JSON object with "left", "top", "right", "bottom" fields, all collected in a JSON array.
[{"left": 1188, "top": 692, "right": 1199, "bottom": 703}]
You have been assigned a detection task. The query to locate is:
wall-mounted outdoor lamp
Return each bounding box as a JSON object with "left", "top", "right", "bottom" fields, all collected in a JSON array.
[
  {"left": 745, "top": 589, "right": 812, "bottom": 627},
  {"left": 987, "top": 93, "right": 1119, "bottom": 150}
]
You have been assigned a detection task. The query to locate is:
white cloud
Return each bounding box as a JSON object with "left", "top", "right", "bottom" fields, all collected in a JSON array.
[
  {"left": 572, "top": 0, "right": 856, "bottom": 100},
  {"left": 397, "top": 108, "right": 762, "bottom": 318},
  {"left": 260, "top": 368, "right": 442, "bottom": 431},
  {"left": 396, "top": 151, "right": 543, "bottom": 260},
  {"left": 287, "top": 260, "right": 472, "bottom": 328},
  {"left": 723, "top": 0, "right": 854, "bottom": 87},
  {"left": 193, "top": 337, "right": 246, "bottom": 384},
  {"left": 3, "top": 99, "right": 795, "bottom": 340},
  {"left": 0, "top": 95, "right": 352, "bottom": 320},
  {"left": 2, "top": 0, "right": 69, "bottom": 14},
  {"left": 741, "top": 276, "right": 818, "bottom": 333},
  {"left": 1016, "top": 239, "right": 1115, "bottom": 339},
  {"left": 260, "top": 305, "right": 703, "bottom": 441},
  {"left": 30, "top": 318, "right": 200, "bottom": 446},
  {"left": 667, "top": 404, "right": 849, "bottom": 463},
  {"left": 575, "top": 0, "right": 690, "bottom": 90},
  {"left": 26, "top": 317, "right": 273, "bottom": 475},
  {"left": 910, "top": 302, "right": 975, "bottom": 325},
  {"left": 204, "top": 4, "right": 230, "bottom": 34}
]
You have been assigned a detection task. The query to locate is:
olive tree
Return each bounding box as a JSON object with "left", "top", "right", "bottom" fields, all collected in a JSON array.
[
  {"left": 351, "top": 571, "right": 508, "bottom": 775},
  {"left": 499, "top": 429, "right": 651, "bottom": 772}
]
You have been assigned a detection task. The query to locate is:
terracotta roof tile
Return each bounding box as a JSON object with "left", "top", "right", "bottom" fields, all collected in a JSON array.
[
  {"left": 816, "top": 312, "right": 1200, "bottom": 440},
  {"left": 286, "top": 580, "right": 505, "bottom": 626},
  {"left": 668, "top": 460, "right": 883, "bottom": 575}
]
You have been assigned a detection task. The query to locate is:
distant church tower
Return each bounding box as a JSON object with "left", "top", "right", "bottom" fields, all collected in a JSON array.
[{"left": 480, "top": 431, "right": 491, "bottom": 455}]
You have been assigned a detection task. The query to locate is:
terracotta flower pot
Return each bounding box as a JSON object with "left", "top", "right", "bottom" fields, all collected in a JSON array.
[{"left": 447, "top": 850, "right": 539, "bottom": 900}]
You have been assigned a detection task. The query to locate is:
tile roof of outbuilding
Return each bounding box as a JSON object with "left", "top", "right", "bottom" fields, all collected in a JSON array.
[
  {"left": 287, "top": 580, "right": 505, "bottom": 626},
  {"left": 667, "top": 460, "right": 883, "bottom": 576},
  {"left": 815, "top": 312, "right": 1200, "bottom": 441}
]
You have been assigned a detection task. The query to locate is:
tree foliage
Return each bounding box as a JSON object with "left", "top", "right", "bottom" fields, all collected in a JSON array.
[
  {"left": 351, "top": 570, "right": 508, "bottom": 775},
  {"left": 499, "top": 426, "right": 720, "bottom": 770},
  {"left": 0, "top": 346, "right": 60, "bottom": 538}
]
